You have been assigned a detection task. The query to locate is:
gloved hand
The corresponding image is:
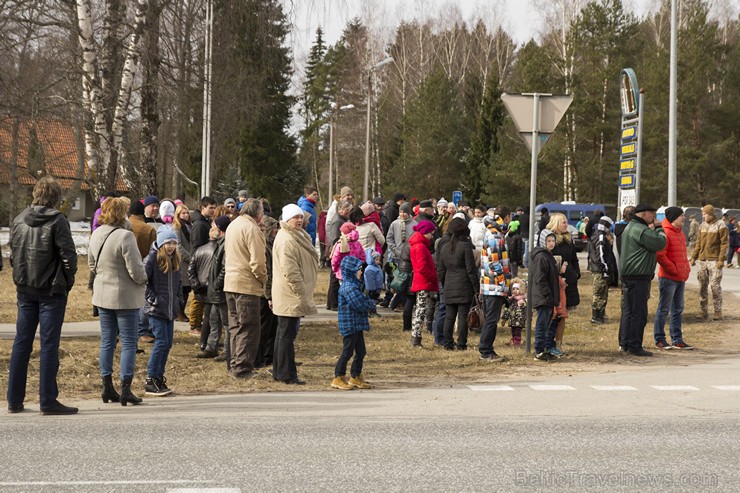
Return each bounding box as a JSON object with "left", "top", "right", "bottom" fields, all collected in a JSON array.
[{"left": 717, "top": 261, "right": 724, "bottom": 270}]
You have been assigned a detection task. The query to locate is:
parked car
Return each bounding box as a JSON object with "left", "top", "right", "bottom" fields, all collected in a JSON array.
[{"left": 567, "top": 224, "right": 588, "bottom": 252}]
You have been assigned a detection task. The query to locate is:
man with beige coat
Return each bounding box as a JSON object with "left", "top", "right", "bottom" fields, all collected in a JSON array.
[
  {"left": 690, "top": 204, "right": 729, "bottom": 320},
  {"left": 224, "top": 198, "right": 267, "bottom": 379},
  {"left": 271, "top": 204, "right": 319, "bottom": 385}
]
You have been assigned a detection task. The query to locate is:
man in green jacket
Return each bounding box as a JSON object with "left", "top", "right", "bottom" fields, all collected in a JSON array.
[{"left": 619, "top": 203, "right": 667, "bottom": 356}]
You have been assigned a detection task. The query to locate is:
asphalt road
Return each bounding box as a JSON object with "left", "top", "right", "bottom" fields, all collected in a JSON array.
[{"left": 2, "top": 354, "right": 739, "bottom": 492}]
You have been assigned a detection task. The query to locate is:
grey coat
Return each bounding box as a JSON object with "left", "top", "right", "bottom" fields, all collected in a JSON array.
[
  {"left": 88, "top": 225, "right": 147, "bottom": 310},
  {"left": 175, "top": 225, "right": 192, "bottom": 287},
  {"left": 386, "top": 218, "right": 417, "bottom": 261}
]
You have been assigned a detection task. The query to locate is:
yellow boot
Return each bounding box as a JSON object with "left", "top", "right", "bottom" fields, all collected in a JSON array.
[
  {"left": 331, "top": 376, "right": 353, "bottom": 390},
  {"left": 349, "top": 374, "right": 372, "bottom": 389}
]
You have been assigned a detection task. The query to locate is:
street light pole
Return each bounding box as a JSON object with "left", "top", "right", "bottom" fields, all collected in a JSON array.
[
  {"left": 667, "top": 0, "right": 678, "bottom": 206},
  {"left": 363, "top": 56, "right": 393, "bottom": 202}
]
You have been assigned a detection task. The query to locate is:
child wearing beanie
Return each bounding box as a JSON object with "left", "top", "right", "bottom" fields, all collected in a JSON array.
[{"left": 331, "top": 222, "right": 365, "bottom": 281}]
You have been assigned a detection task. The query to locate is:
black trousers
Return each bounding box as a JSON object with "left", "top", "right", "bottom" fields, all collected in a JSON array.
[
  {"left": 444, "top": 302, "right": 471, "bottom": 349},
  {"left": 256, "top": 297, "right": 277, "bottom": 367},
  {"left": 620, "top": 279, "right": 651, "bottom": 351},
  {"left": 273, "top": 316, "right": 300, "bottom": 381},
  {"left": 326, "top": 271, "right": 340, "bottom": 310},
  {"left": 334, "top": 331, "right": 367, "bottom": 378}
]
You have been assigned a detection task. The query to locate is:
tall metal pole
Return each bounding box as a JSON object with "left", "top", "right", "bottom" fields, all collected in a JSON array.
[
  {"left": 667, "top": 0, "right": 678, "bottom": 206},
  {"left": 363, "top": 71, "right": 372, "bottom": 203},
  {"left": 635, "top": 90, "right": 645, "bottom": 205},
  {"left": 328, "top": 113, "right": 334, "bottom": 204},
  {"left": 200, "top": 0, "right": 213, "bottom": 198},
  {"left": 524, "top": 93, "right": 540, "bottom": 354}
]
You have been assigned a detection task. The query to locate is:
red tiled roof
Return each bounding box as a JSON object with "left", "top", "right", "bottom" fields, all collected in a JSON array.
[{"left": 0, "top": 118, "right": 127, "bottom": 192}]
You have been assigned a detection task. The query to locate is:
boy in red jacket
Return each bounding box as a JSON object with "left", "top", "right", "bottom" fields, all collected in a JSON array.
[{"left": 654, "top": 207, "right": 693, "bottom": 350}]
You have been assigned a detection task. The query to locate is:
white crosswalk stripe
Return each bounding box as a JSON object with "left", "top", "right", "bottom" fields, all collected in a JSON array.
[
  {"left": 467, "top": 385, "right": 514, "bottom": 391},
  {"left": 528, "top": 384, "right": 576, "bottom": 391},
  {"left": 590, "top": 385, "right": 638, "bottom": 391},
  {"left": 712, "top": 385, "right": 740, "bottom": 391},
  {"left": 651, "top": 385, "right": 700, "bottom": 391}
]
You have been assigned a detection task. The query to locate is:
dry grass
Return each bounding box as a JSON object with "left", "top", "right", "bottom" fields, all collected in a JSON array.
[{"left": 0, "top": 264, "right": 735, "bottom": 402}]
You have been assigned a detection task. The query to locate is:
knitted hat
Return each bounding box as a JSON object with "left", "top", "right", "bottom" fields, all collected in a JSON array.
[
  {"left": 360, "top": 201, "right": 375, "bottom": 216},
  {"left": 143, "top": 195, "right": 159, "bottom": 207},
  {"left": 413, "top": 220, "right": 436, "bottom": 235},
  {"left": 156, "top": 225, "right": 178, "bottom": 247},
  {"left": 224, "top": 197, "right": 236, "bottom": 207},
  {"left": 129, "top": 200, "right": 145, "bottom": 216},
  {"left": 281, "top": 203, "right": 304, "bottom": 221},
  {"left": 665, "top": 207, "right": 684, "bottom": 223},
  {"left": 238, "top": 190, "right": 248, "bottom": 198},
  {"left": 393, "top": 193, "right": 406, "bottom": 202},
  {"left": 159, "top": 200, "right": 175, "bottom": 221},
  {"left": 400, "top": 202, "right": 412, "bottom": 215},
  {"left": 702, "top": 204, "right": 715, "bottom": 216},
  {"left": 437, "top": 198, "right": 449, "bottom": 209},
  {"left": 214, "top": 215, "right": 231, "bottom": 232},
  {"left": 372, "top": 197, "right": 385, "bottom": 206},
  {"left": 447, "top": 217, "right": 467, "bottom": 235},
  {"left": 635, "top": 203, "right": 657, "bottom": 213},
  {"left": 599, "top": 216, "right": 614, "bottom": 228},
  {"left": 453, "top": 212, "right": 466, "bottom": 220},
  {"left": 340, "top": 222, "right": 356, "bottom": 235},
  {"left": 340, "top": 186, "right": 354, "bottom": 197}
]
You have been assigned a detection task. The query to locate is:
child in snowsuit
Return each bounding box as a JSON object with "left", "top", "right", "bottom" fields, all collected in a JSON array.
[
  {"left": 364, "top": 250, "right": 384, "bottom": 300},
  {"left": 502, "top": 278, "right": 527, "bottom": 347}
]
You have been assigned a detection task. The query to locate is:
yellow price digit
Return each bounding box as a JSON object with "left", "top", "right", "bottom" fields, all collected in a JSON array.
[{"left": 621, "top": 143, "right": 635, "bottom": 155}]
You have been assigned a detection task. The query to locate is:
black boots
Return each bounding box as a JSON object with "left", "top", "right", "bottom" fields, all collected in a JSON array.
[
  {"left": 101, "top": 375, "right": 120, "bottom": 403},
  {"left": 120, "top": 376, "right": 142, "bottom": 406},
  {"left": 590, "top": 309, "right": 605, "bottom": 325}
]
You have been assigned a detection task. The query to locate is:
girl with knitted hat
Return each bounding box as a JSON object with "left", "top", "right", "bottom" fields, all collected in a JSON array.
[
  {"left": 409, "top": 220, "right": 439, "bottom": 347},
  {"left": 331, "top": 222, "right": 366, "bottom": 281}
]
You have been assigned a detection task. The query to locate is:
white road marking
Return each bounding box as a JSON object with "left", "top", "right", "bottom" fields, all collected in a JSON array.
[
  {"left": 529, "top": 384, "right": 576, "bottom": 391},
  {"left": 0, "top": 481, "right": 212, "bottom": 487},
  {"left": 712, "top": 385, "right": 740, "bottom": 391},
  {"left": 590, "top": 385, "right": 638, "bottom": 391},
  {"left": 467, "top": 385, "right": 514, "bottom": 391},
  {"left": 651, "top": 385, "right": 700, "bottom": 391}
]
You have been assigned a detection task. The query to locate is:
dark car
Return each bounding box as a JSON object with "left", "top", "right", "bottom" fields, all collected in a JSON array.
[{"left": 567, "top": 224, "right": 588, "bottom": 252}]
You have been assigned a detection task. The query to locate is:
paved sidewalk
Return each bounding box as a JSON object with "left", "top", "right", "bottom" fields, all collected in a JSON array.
[{"left": 0, "top": 305, "right": 401, "bottom": 339}]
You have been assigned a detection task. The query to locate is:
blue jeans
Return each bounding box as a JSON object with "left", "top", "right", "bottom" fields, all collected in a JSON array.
[
  {"left": 138, "top": 306, "right": 153, "bottom": 338},
  {"left": 147, "top": 316, "right": 174, "bottom": 378},
  {"left": 534, "top": 306, "right": 557, "bottom": 353},
  {"left": 7, "top": 292, "right": 68, "bottom": 408},
  {"left": 433, "top": 283, "right": 446, "bottom": 344},
  {"left": 98, "top": 308, "right": 138, "bottom": 379},
  {"left": 479, "top": 296, "right": 505, "bottom": 356},
  {"left": 653, "top": 277, "right": 685, "bottom": 344}
]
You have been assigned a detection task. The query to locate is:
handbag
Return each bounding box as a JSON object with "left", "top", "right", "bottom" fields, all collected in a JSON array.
[
  {"left": 90, "top": 227, "right": 120, "bottom": 317},
  {"left": 467, "top": 296, "right": 484, "bottom": 330},
  {"left": 389, "top": 270, "right": 411, "bottom": 293}
]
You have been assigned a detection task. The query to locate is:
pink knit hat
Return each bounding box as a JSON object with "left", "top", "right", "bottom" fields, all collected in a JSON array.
[
  {"left": 340, "top": 222, "right": 357, "bottom": 235},
  {"left": 413, "top": 220, "right": 436, "bottom": 235}
]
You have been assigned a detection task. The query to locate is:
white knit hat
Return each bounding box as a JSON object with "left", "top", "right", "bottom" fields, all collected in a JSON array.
[{"left": 282, "top": 203, "right": 304, "bottom": 221}]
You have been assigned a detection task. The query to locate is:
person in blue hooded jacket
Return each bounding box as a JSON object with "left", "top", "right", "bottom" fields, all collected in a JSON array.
[
  {"left": 363, "top": 249, "right": 384, "bottom": 301},
  {"left": 331, "top": 256, "right": 377, "bottom": 390},
  {"left": 297, "top": 186, "right": 319, "bottom": 245}
]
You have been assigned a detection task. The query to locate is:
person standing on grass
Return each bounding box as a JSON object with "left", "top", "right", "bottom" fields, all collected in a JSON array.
[
  {"left": 224, "top": 198, "right": 267, "bottom": 380},
  {"left": 256, "top": 216, "right": 280, "bottom": 369},
  {"left": 190, "top": 222, "right": 220, "bottom": 359},
  {"left": 189, "top": 196, "right": 217, "bottom": 335},
  {"left": 172, "top": 203, "right": 193, "bottom": 324},
  {"left": 653, "top": 207, "right": 693, "bottom": 351},
  {"left": 7, "top": 176, "right": 78, "bottom": 415},
  {"left": 143, "top": 226, "right": 183, "bottom": 396},
  {"left": 271, "top": 204, "right": 319, "bottom": 385},
  {"left": 478, "top": 205, "right": 512, "bottom": 362},
  {"left": 619, "top": 203, "right": 666, "bottom": 357},
  {"left": 331, "top": 255, "right": 377, "bottom": 391},
  {"left": 409, "top": 220, "right": 439, "bottom": 348},
  {"left": 89, "top": 198, "right": 147, "bottom": 406},
  {"left": 690, "top": 205, "right": 729, "bottom": 321},
  {"left": 206, "top": 216, "right": 232, "bottom": 366},
  {"left": 588, "top": 216, "right": 616, "bottom": 325},
  {"left": 531, "top": 232, "right": 561, "bottom": 361}
]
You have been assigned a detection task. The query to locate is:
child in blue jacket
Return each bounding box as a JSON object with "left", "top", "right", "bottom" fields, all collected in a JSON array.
[
  {"left": 363, "top": 249, "right": 384, "bottom": 301},
  {"left": 332, "top": 255, "right": 377, "bottom": 390}
]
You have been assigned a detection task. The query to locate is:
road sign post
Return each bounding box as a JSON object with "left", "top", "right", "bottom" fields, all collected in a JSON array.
[{"left": 501, "top": 93, "right": 573, "bottom": 354}]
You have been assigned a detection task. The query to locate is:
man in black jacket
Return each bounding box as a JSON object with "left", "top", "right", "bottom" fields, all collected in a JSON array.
[
  {"left": 188, "top": 196, "right": 217, "bottom": 334},
  {"left": 531, "top": 232, "right": 560, "bottom": 361},
  {"left": 7, "top": 176, "right": 78, "bottom": 415}
]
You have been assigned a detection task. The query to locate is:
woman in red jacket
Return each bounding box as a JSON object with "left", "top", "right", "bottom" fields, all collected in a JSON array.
[
  {"left": 653, "top": 206, "right": 693, "bottom": 350},
  {"left": 409, "top": 220, "right": 439, "bottom": 347}
]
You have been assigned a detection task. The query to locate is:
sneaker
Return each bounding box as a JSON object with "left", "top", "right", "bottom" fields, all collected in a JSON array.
[
  {"left": 349, "top": 374, "right": 372, "bottom": 389},
  {"left": 548, "top": 347, "right": 564, "bottom": 358},
  {"left": 627, "top": 348, "right": 653, "bottom": 357},
  {"left": 655, "top": 341, "right": 674, "bottom": 350},
  {"left": 480, "top": 352, "right": 504, "bottom": 362},
  {"left": 331, "top": 376, "right": 353, "bottom": 390},
  {"left": 145, "top": 377, "right": 172, "bottom": 397},
  {"left": 158, "top": 376, "right": 172, "bottom": 393},
  {"left": 534, "top": 351, "right": 553, "bottom": 362},
  {"left": 673, "top": 341, "right": 694, "bottom": 350}
]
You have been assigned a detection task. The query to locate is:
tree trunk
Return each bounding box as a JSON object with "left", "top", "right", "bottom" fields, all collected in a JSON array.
[{"left": 139, "top": 0, "right": 161, "bottom": 197}]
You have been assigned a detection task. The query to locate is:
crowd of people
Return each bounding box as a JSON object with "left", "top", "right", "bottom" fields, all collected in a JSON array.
[{"left": 3, "top": 176, "right": 735, "bottom": 415}]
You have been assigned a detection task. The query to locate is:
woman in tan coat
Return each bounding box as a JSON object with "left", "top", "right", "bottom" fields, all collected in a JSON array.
[{"left": 271, "top": 204, "right": 319, "bottom": 384}]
